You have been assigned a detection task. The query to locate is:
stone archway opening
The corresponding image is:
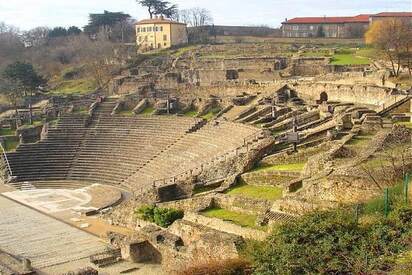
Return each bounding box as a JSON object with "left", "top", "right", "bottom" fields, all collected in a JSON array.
[{"left": 319, "top": 91, "right": 328, "bottom": 103}]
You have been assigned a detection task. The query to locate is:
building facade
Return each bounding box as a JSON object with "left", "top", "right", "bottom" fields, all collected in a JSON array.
[
  {"left": 281, "top": 15, "right": 370, "bottom": 38},
  {"left": 370, "top": 12, "right": 412, "bottom": 24},
  {"left": 282, "top": 12, "right": 412, "bottom": 38},
  {"left": 135, "top": 16, "right": 188, "bottom": 51}
]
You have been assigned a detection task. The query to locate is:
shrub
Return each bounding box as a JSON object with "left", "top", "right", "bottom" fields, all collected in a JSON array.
[
  {"left": 135, "top": 205, "right": 183, "bottom": 228},
  {"left": 245, "top": 205, "right": 412, "bottom": 274},
  {"left": 178, "top": 258, "right": 252, "bottom": 275}
]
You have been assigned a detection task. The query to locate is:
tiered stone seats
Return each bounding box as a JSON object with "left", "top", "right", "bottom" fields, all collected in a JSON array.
[
  {"left": 124, "top": 121, "right": 264, "bottom": 190},
  {"left": 7, "top": 114, "right": 89, "bottom": 182},
  {"left": 7, "top": 100, "right": 201, "bottom": 189},
  {"left": 67, "top": 115, "right": 200, "bottom": 185}
]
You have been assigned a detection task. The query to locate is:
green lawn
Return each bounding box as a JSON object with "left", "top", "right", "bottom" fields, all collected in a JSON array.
[
  {"left": 50, "top": 77, "right": 97, "bottom": 96},
  {"left": 140, "top": 106, "right": 155, "bottom": 115},
  {"left": 193, "top": 183, "right": 221, "bottom": 195},
  {"left": 226, "top": 183, "right": 283, "bottom": 201},
  {"left": 3, "top": 136, "right": 19, "bottom": 152},
  {"left": 330, "top": 54, "right": 370, "bottom": 65},
  {"left": 201, "top": 208, "right": 260, "bottom": 229},
  {"left": 363, "top": 182, "right": 404, "bottom": 215},
  {"left": 252, "top": 162, "right": 306, "bottom": 173},
  {"left": 201, "top": 107, "right": 221, "bottom": 121},
  {"left": 183, "top": 110, "right": 198, "bottom": 117},
  {"left": 73, "top": 106, "right": 89, "bottom": 115},
  {"left": 346, "top": 135, "right": 373, "bottom": 146},
  {"left": 0, "top": 128, "right": 15, "bottom": 136},
  {"left": 118, "top": 109, "right": 135, "bottom": 116}
]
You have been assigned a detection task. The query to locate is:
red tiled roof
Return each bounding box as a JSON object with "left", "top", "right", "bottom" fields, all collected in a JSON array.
[
  {"left": 136, "top": 18, "right": 186, "bottom": 25},
  {"left": 283, "top": 14, "right": 371, "bottom": 24},
  {"left": 371, "top": 12, "right": 412, "bottom": 17}
]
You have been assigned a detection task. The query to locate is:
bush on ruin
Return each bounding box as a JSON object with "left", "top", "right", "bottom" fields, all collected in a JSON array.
[
  {"left": 178, "top": 258, "right": 252, "bottom": 275},
  {"left": 245, "top": 205, "right": 412, "bottom": 274},
  {"left": 135, "top": 205, "right": 184, "bottom": 228}
]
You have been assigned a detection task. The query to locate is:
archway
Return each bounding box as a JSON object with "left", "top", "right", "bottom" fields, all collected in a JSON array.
[{"left": 319, "top": 92, "right": 328, "bottom": 103}]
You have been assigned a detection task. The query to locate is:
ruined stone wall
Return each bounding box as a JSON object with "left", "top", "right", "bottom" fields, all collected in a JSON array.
[
  {"left": 213, "top": 193, "right": 272, "bottom": 215},
  {"left": 157, "top": 196, "right": 213, "bottom": 212},
  {"left": 291, "top": 82, "right": 393, "bottom": 106},
  {"left": 261, "top": 143, "right": 333, "bottom": 165},
  {"left": 183, "top": 212, "right": 268, "bottom": 241}
]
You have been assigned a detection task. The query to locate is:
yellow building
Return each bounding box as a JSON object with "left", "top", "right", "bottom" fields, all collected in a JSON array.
[{"left": 135, "top": 16, "right": 188, "bottom": 51}]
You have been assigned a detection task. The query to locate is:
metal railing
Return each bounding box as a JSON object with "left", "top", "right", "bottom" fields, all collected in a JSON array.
[
  {"left": 151, "top": 130, "right": 267, "bottom": 188},
  {"left": 0, "top": 143, "right": 13, "bottom": 182},
  {"left": 378, "top": 95, "right": 410, "bottom": 114}
]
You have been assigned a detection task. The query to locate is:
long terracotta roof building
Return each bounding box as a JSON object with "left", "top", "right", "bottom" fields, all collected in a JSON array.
[{"left": 281, "top": 12, "right": 412, "bottom": 38}]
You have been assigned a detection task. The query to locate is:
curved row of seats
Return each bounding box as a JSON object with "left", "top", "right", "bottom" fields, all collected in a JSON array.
[
  {"left": 7, "top": 100, "right": 201, "bottom": 189},
  {"left": 124, "top": 121, "right": 264, "bottom": 190},
  {"left": 7, "top": 99, "right": 263, "bottom": 192}
]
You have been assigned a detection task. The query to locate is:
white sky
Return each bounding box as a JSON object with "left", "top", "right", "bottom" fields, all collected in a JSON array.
[{"left": 0, "top": 0, "right": 411, "bottom": 30}]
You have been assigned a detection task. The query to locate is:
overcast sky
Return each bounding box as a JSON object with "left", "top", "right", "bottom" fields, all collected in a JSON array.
[{"left": 0, "top": 0, "right": 411, "bottom": 30}]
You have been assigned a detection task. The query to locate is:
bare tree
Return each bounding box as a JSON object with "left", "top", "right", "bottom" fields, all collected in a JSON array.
[
  {"left": 178, "top": 8, "right": 213, "bottom": 27},
  {"left": 366, "top": 19, "right": 412, "bottom": 77},
  {"left": 0, "top": 22, "right": 25, "bottom": 71},
  {"left": 0, "top": 77, "right": 23, "bottom": 114},
  {"left": 22, "top": 27, "right": 50, "bottom": 47}
]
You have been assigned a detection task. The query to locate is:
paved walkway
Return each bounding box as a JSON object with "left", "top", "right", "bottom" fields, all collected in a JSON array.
[{"left": 0, "top": 196, "right": 106, "bottom": 269}]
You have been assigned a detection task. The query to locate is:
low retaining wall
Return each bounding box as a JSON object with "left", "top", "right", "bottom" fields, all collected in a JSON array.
[
  {"left": 184, "top": 212, "right": 268, "bottom": 241},
  {"left": 213, "top": 194, "right": 272, "bottom": 215}
]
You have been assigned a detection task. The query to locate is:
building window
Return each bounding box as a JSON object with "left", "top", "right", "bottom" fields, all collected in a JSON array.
[
  {"left": 148, "top": 27, "right": 152, "bottom": 32},
  {"left": 163, "top": 34, "right": 167, "bottom": 41},
  {"left": 137, "top": 27, "right": 140, "bottom": 33},
  {"left": 309, "top": 25, "right": 314, "bottom": 30},
  {"left": 155, "top": 26, "right": 158, "bottom": 31},
  {"left": 164, "top": 42, "right": 167, "bottom": 46},
  {"left": 142, "top": 27, "right": 146, "bottom": 32},
  {"left": 160, "top": 26, "right": 163, "bottom": 31},
  {"left": 293, "top": 25, "right": 298, "bottom": 30}
]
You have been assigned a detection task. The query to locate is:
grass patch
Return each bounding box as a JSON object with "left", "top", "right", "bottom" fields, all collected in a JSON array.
[
  {"left": 226, "top": 183, "right": 283, "bottom": 201},
  {"left": 201, "top": 208, "right": 262, "bottom": 229},
  {"left": 171, "top": 45, "right": 199, "bottom": 58},
  {"left": 346, "top": 134, "right": 373, "bottom": 146},
  {"left": 73, "top": 106, "right": 89, "bottom": 115},
  {"left": 395, "top": 121, "right": 412, "bottom": 129},
  {"left": 252, "top": 162, "right": 305, "bottom": 172},
  {"left": 3, "top": 136, "right": 19, "bottom": 152},
  {"left": 118, "top": 109, "right": 135, "bottom": 116},
  {"left": 140, "top": 106, "right": 155, "bottom": 115},
  {"left": 0, "top": 128, "right": 15, "bottom": 136},
  {"left": 330, "top": 54, "right": 370, "bottom": 65},
  {"left": 193, "top": 183, "right": 221, "bottom": 195},
  {"left": 50, "top": 77, "right": 97, "bottom": 96},
  {"left": 201, "top": 107, "right": 221, "bottom": 121},
  {"left": 362, "top": 182, "right": 404, "bottom": 215},
  {"left": 183, "top": 110, "right": 198, "bottom": 117}
]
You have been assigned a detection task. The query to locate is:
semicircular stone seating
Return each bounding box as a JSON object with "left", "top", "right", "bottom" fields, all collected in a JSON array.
[{"left": 7, "top": 99, "right": 264, "bottom": 191}]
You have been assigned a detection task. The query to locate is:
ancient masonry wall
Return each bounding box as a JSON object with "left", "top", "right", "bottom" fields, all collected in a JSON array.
[
  {"left": 291, "top": 82, "right": 393, "bottom": 106},
  {"left": 183, "top": 212, "right": 268, "bottom": 241}
]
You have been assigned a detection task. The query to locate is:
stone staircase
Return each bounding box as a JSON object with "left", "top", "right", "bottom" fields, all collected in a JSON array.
[{"left": 90, "top": 249, "right": 122, "bottom": 268}]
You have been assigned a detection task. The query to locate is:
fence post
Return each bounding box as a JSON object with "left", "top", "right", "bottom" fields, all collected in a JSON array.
[
  {"left": 404, "top": 173, "right": 410, "bottom": 204},
  {"left": 354, "top": 204, "right": 360, "bottom": 224},
  {"left": 384, "top": 188, "right": 389, "bottom": 217}
]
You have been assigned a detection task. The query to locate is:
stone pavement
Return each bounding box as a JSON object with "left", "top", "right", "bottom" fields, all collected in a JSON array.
[{"left": 0, "top": 195, "right": 106, "bottom": 269}]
